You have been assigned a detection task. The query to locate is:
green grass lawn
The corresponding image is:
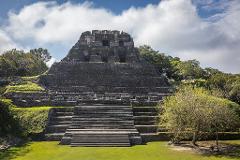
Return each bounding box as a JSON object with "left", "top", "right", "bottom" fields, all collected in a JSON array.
[{"left": 1, "top": 141, "right": 240, "bottom": 160}]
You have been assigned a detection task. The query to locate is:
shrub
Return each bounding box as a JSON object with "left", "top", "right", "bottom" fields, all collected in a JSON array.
[
  {"left": 11, "top": 107, "right": 51, "bottom": 134},
  {"left": 0, "top": 99, "right": 23, "bottom": 137}
]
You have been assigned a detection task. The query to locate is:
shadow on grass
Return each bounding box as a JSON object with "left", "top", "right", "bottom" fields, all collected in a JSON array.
[
  {"left": 0, "top": 143, "right": 31, "bottom": 160},
  {"left": 201, "top": 142, "right": 240, "bottom": 159}
]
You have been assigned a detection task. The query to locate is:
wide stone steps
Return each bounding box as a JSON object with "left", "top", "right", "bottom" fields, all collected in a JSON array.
[
  {"left": 71, "top": 143, "right": 130, "bottom": 147},
  {"left": 45, "top": 108, "right": 74, "bottom": 140},
  {"left": 59, "top": 105, "right": 142, "bottom": 146},
  {"left": 70, "top": 134, "right": 130, "bottom": 147}
]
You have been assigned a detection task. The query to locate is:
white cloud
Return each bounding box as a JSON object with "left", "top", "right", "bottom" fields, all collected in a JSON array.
[
  {"left": 46, "top": 57, "right": 57, "bottom": 67},
  {"left": 0, "top": 29, "right": 18, "bottom": 53},
  {"left": 1, "top": 0, "right": 240, "bottom": 73}
]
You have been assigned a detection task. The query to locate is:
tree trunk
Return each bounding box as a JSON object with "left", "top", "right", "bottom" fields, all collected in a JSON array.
[
  {"left": 215, "top": 132, "right": 219, "bottom": 152},
  {"left": 192, "top": 131, "right": 198, "bottom": 146}
]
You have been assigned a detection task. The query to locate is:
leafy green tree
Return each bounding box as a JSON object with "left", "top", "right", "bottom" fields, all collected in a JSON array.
[
  {"left": 175, "top": 60, "right": 206, "bottom": 80},
  {"left": 30, "top": 48, "right": 51, "bottom": 63},
  {"left": 138, "top": 45, "right": 178, "bottom": 79},
  {"left": 229, "top": 82, "right": 240, "bottom": 104},
  {"left": 0, "top": 48, "right": 50, "bottom": 77},
  {"left": 161, "top": 86, "right": 239, "bottom": 146}
]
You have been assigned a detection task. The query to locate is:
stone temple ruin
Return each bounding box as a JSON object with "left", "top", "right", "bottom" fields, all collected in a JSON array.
[{"left": 8, "top": 30, "right": 172, "bottom": 146}]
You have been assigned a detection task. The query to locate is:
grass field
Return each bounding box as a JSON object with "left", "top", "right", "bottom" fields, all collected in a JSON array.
[{"left": 1, "top": 141, "right": 240, "bottom": 160}]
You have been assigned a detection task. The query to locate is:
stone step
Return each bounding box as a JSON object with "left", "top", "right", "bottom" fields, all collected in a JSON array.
[
  {"left": 135, "top": 125, "right": 158, "bottom": 133},
  {"left": 134, "top": 120, "right": 156, "bottom": 125},
  {"left": 74, "top": 108, "right": 132, "bottom": 111},
  {"left": 55, "top": 112, "right": 74, "bottom": 116},
  {"left": 133, "top": 107, "right": 159, "bottom": 112},
  {"left": 133, "top": 112, "right": 158, "bottom": 116},
  {"left": 50, "top": 120, "right": 72, "bottom": 125},
  {"left": 75, "top": 105, "right": 131, "bottom": 108},
  {"left": 51, "top": 116, "right": 72, "bottom": 121},
  {"left": 134, "top": 116, "right": 159, "bottom": 121},
  {"left": 72, "top": 115, "right": 133, "bottom": 120},
  {"left": 53, "top": 108, "right": 74, "bottom": 112},
  {"left": 71, "top": 143, "right": 131, "bottom": 147},
  {"left": 65, "top": 128, "right": 139, "bottom": 133},
  {"left": 45, "top": 133, "right": 65, "bottom": 141},
  {"left": 70, "top": 133, "right": 130, "bottom": 146},
  {"left": 69, "top": 125, "right": 134, "bottom": 129},
  {"left": 46, "top": 124, "right": 69, "bottom": 133},
  {"left": 71, "top": 122, "right": 134, "bottom": 125},
  {"left": 73, "top": 113, "right": 133, "bottom": 115},
  {"left": 72, "top": 117, "right": 133, "bottom": 121}
]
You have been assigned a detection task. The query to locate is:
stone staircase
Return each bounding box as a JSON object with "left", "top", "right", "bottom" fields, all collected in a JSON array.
[
  {"left": 45, "top": 107, "right": 73, "bottom": 140},
  {"left": 133, "top": 106, "right": 161, "bottom": 142},
  {"left": 59, "top": 105, "right": 142, "bottom": 146},
  {"left": 45, "top": 105, "right": 163, "bottom": 146}
]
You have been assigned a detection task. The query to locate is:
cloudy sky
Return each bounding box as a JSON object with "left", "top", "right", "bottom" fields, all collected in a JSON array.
[{"left": 0, "top": 0, "right": 239, "bottom": 73}]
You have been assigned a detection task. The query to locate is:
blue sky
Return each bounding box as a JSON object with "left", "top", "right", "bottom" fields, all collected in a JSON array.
[
  {"left": 0, "top": 0, "right": 225, "bottom": 19},
  {"left": 0, "top": 0, "right": 240, "bottom": 73},
  {"left": 0, "top": 0, "right": 161, "bottom": 17}
]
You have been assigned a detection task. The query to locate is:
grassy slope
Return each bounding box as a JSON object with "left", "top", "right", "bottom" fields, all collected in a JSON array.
[
  {"left": 1, "top": 141, "right": 240, "bottom": 160},
  {"left": 5, "top": 81, "right": 44, "bottom": 93}
]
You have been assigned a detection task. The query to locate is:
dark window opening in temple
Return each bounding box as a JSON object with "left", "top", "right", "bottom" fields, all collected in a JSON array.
[
  {"left": 119, "top": 55, "right": 126, "bottom": 63},
  {"left": 96, "top": 52, "right": 100, "bottom": 55},
  {"left": 119, "top": 40, "right": 124, "bottom": 46},
  {"left": 102, "top": 40, "right": 109, "bottom": 46},
  {"left": 101, "top": 56, "right": 108, "bottom": 63},
  {"left": 84, "top": 55, "right": 90, "bottom": 62}
]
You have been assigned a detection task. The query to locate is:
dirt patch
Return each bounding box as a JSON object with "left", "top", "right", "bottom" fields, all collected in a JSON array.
[{"left": 169, "top": 141, "right": 240, "bottom": 158}]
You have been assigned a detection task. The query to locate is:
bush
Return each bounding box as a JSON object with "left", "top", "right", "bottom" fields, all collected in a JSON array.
[
  {"left": 0, "top": 99, "right": 23, "bottom": 137},
  {"left": 11, "top": 107, "right": 51, "bottom": 134}
]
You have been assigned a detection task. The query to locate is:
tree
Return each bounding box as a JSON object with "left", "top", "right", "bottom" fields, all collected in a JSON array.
[
  {"left": 161, "top": 86, "right": 239, "bottom": 146},
  {"left": 138, "top": 45, "right": 178, "bottom": 79},
  {"left": 0, "top": 49, "right": 49, "bottom": 77},
  {"left": 207, "top": 102, "right": 239, "bottom": 150},
  {"left": 175, "top": 60, "right": 206, "bottom": 80},
  {"left": 206, "top": 72, "right": 240, "bottom": 104},
  {"left": 30, "top": 48, "right": 51, "bottom": 63},
  {"left": 229, "top": 83, "right": 240, "bottom": 104}
]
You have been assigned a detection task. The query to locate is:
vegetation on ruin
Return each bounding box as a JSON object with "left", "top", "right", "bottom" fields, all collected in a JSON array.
[
  {"left": 161, "top": 86, "right": 240, "bottom": 147},
  {"left": 1, "top": 141, "right": 240, "bottom": 160},
  {"left": 11, "top": 107, "right": 51, "bottom": 135},
  {"left": 5, "top": 81, "right": 44, "bottom": 94},
  {"left": 0, "top": 99, "right": 23, "bottom": 137},
  {"left": 0, "top": 99, "right": 64, "bottom": 137}
]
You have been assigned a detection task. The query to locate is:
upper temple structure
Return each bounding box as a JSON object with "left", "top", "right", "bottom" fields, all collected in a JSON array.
[
  {"left": 39, "top": 30, "right": 170, "bottom": 102},
  {"left": 63, "top": 30, "right": 138, "bottom": 63}
]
